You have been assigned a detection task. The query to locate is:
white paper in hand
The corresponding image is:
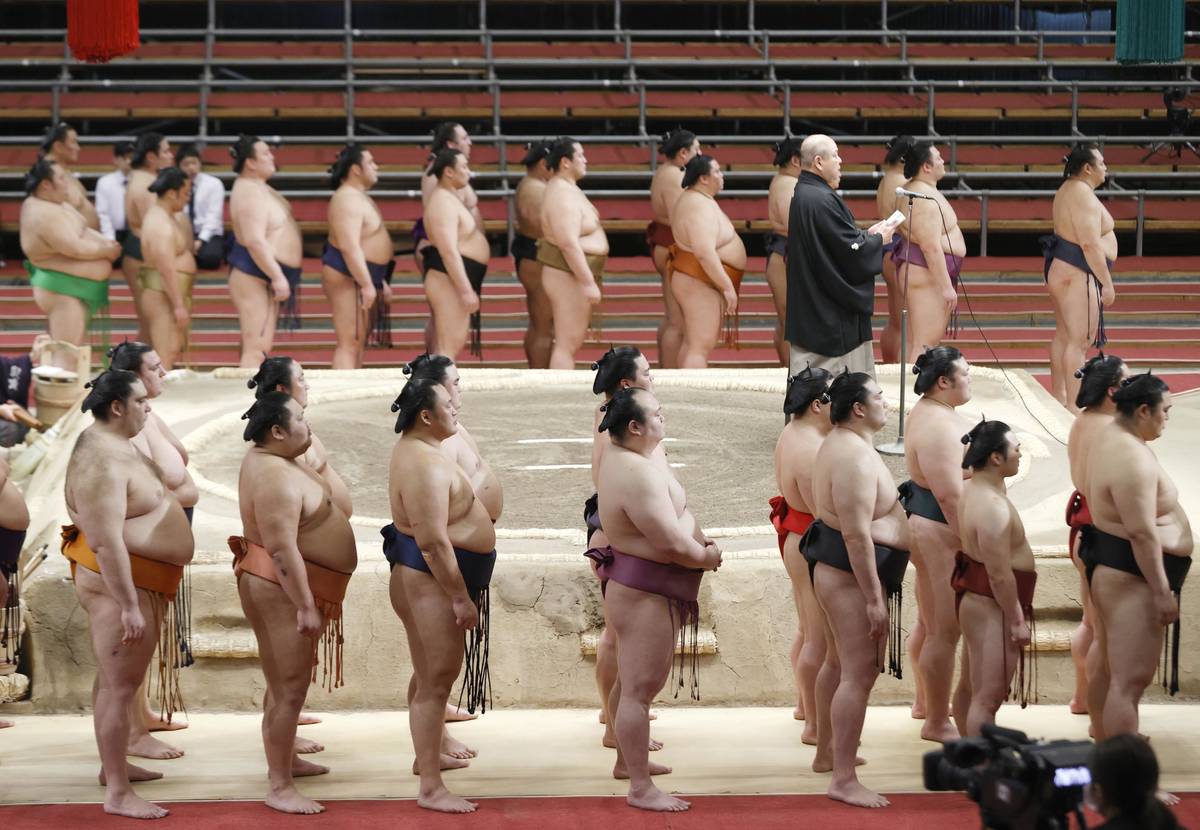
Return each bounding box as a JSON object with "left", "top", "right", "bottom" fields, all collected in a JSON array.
[{"left": 881, "top": 209, "right": 906, "bottom": 231}]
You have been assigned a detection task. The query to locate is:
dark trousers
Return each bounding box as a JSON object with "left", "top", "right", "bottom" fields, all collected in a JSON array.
[{"left": 196, "top": 235, "right": 226, "bottom": 271}]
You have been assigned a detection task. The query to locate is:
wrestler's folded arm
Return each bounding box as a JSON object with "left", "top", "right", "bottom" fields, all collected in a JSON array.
[
  {"left": 622, "top": 470, "right": 707, "bottom": 567},
  {"left": 232, "top": 196, "right": 286, "bottom": 284},
  {"left": 974, "top": 501, "right": 1025, "bottom": 625},
  {"left": 403, "top": 462, "right": 472, "bottom": 601},
  {"left": 308, "top": 433, "right": 353, "bottom": 517},
  {"left": 254, "top": 477, "right": 318, "bottom": 614},
  {"left": 544, "top": 203, "right": 598, "bottom": 289},
  {"left": 74, "top": 463, "right": 141, "bottom": 613},
  {"left": 328, "top": 194, "right": 375, "bottom": 294},
  {"left": 830, "top": 457, "right": 885, "bottom": 601},
  {"left": 1110, "top": 453, "right": 1172, "bottom": 597},
  {"left": 41, "top": 216, "right": 115, "bottom": 261},
  {"left": 1070, "top": 197, "right": 1114, "bottom": 290},
  {"left": 922, "top": 436, "right": 967, "bottom": 536}
]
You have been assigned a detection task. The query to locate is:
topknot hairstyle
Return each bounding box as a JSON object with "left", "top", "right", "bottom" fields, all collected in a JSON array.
[
  {"left": 430, "top": 122, "right": 463, "bottom": 157},
  {"left": 247, "top": 356, "right": 296, "bottom": 399},
  {"left": 772, "top": 136, "right": 804, "bottom": 167},
  {"left": 40, "top": 122, "right": 76, "bottom": 154},
  {"left": 597, "top": 387, "right": 650, "bottom": 441},
  {"left": 546, "top": 136, "right": 579, "bottom": 172},
  {"left": 81, "top": 369, "right": 141, "bottom": 422},
  {"left": 902, "top": 140, "right": 935, "bottom": 180},
  {"left": 521, "top": 140, "right": 551, "bottom": 167},
  {"left": 1063, "top": 142, "right": 1101, "bottom": 180},
  {"left": 827, "top": 370, "right": 874, "bottom": 424},
  {"left": 591, "top": 346, "right": 643, "bottom": 397},
  {"left": 1074, "top": 352, "right": 1126, "bottom": 410},
  {"left": 107, "top": 340, "right": 154, "bottom": 374},
  {"left": 132, "top": 133, "right": 166, "bottom": 169},
  {"left": 681, "top": 154, "right": 717, "bottom": 189},
  {"left": 884, "top": 134, "right": 917, "bottom": 167},
  {"left": 148, "top": 166, "right": 187, "bottom": 196},
  {"left": 403, "top": 352, "right": 455, "bottom": 385},
  {"left": 24, "top": 157, "right": 56, "bottom": 197},
  {"left": 430, "top": 147, "right": 463, "bottom": 179},
  {"left": 241, "top": 391, "right": 294, "bottom": 444},
  {"left": 784, "top": 366, "right": 832, "bottom": 417},
  {"left": 1111, "top": 371, "right": 1170, "bottom": 418},
  {"left": 661, "top": 128, "right": 698, "bottom": 161},
  {"left": 231, "top": 133, "right": 261, "bottom": 174},
  {"left": 390, "top": 377, "right": 443, "bottom": 434},
  {"left": 912, "top": 345, "right": 964, "bottom": 395},
  {"left": 961, "top": 418, "right": 1012, "bottom": 471},
  {"left": 328, "top": 143, "right": 366, "bottom": 189}
]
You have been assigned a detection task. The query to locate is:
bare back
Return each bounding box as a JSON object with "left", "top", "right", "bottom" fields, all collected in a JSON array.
[
  {"left": 1067, "top": 409, "right": 1112, "bottom": 493},
  {"left": 514, "top": 175, "right": 547, "bottom": 238},
  {"left": 774, "top": 419, "right": 823, "bottom": 514},
  {"left": 876, "top": 164, "right": 906, "bottom": 221},
  {"left": 650, "top": 164, "right": 684, "bottom": 225},
  {"left": 125, "top": 169, "right": 156, "bottom": 237},
  {"left": 767, "top": 172, "right": 797, "bottom": 235}
]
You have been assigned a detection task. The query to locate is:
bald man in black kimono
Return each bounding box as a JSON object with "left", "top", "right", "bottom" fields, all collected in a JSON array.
[{"left": 786, "top": 135, "right": 896, "bottom": 376}]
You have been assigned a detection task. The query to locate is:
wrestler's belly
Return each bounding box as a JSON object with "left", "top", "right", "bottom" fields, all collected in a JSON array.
[
  {"left": 1159, "top": 510, "right": 1194, "bottom": 557},
  {"left": 946, "top": 228, "right": 967, "bottom": 258},
  {"left": 360, "top": 228, "right": 395, "bottom": 264},
  {"left": 902, "top": 262, "right": 948, "bottom": 291},
  {"left": 266, "top": 224, "right": 303, "bottom": 268},
  {"left": 716, "top": 237, "right": 747, "bottom": 270},
  {"left": 447, "top": 511, "right": 498, "bottom": 554},
  {"left": 172, "top": 252, "right": 197, "bottom": 275},
  {"left": 871, "top": 507, "right": 911, "bottom": 550},
  {"left": 298, "top": 518, "right": 358, "bottom": 572},
  {"left": 124, "top": 501, "right": 194, "bottom": 565},
  {"left": 1011, "top": 546, "right": 1037, "bottom": 572},
  {"left": 474, "top": 472, "right": 503, "bottom": 522},
  {"left": 32, "top": 254, "right": 112, "bottom": 282},
  {"left": 597, "top": 529, "right": 678, "bottom": 566},
  {"left": 579, "top": 229, "right": 609, "bottom": 256},
  {"left": 458, "top": 231, "right": 491, "bottom": 263},
  {"left": 1099, "top": 232, "right": 1118, "bottom": 262}
]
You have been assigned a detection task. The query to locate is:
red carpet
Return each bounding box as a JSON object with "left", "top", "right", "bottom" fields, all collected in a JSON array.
[{"left": 5, "top": 794, "right": 1200, "bottom": 829}]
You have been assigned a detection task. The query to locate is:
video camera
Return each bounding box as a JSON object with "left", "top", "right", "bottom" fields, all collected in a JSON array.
[{"left": 924, "top": 723, "right": 1093, "bottom": 830}]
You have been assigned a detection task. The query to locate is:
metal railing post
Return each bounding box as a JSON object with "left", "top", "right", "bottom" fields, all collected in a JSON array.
[
  {"left": 783, "top": 84, "right": 792, "bottom": 136},
  {"left": 614, "top": 0, "right": 622, "bottom": 36},
  {"left": 1070, "top": 84, "right": 1080, "bottom": 136},
  {"left": 344, "top": 0, "right": 355, "bottom": 141},
  {"left": 479, "top": 0, "right": 486, "bottom": 32},
  {"left": 1136, "top": 191, "right": 1145, "bottom": 257},
  {"left": 926, "top": 83, "right": 936, "bottom": 135},
  {"left": 637, "top": 82, "right": 647, "bottom": 137},
  {"left": 491, "top": 81, "right": 501, "bottom": 137},
  {"left": 749, "top": 0, "right": 756, "bottom": 45},
  {"left": 979, "top": 194, "right": 989, "bottom": 256},
  {"left": 882, "top": 0, "right": 890, "bottom": 40},
  {"left": 200, "top": 0, "right": 215, "bottom": 146},
  {"left": 1014, "top": 0, "right": 1022, "bottom": 45}
]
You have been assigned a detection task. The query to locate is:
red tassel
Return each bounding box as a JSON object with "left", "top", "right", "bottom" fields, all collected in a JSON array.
[{"left": 67, "top": 0, "right": 140, "bottom": 64}]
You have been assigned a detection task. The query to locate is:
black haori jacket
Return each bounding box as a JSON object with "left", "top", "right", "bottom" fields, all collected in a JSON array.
[{"left": 785, "top": 171, "right": 883, "bottom": 357}]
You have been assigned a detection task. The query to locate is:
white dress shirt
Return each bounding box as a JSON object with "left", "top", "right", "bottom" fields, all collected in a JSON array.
[
  {"left": 94, "top": 170, "right": 127, "bottom": 240},
  {"left": 185, "top": 171, "right": 226, "bottom": 243}
]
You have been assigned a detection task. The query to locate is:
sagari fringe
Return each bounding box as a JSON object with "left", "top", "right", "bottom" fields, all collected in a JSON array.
[
  {"left": 148, "top": 593, "right": 186, "bottom": 723},
  {"left": 311, "top": 598, "right": 345, "bottom": 692},
  {"left": 669, "top": 599, "right": 702, "bottom": 701},
  {"left": 1, "top": 570, "right": 20, "bottom": 666},
  {"left": 456, "top": 586, "right": 491, "bottom": 714}
]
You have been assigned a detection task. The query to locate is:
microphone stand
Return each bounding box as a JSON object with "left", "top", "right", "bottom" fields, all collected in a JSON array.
[{"left": 876, "top": 193, "right": 917, "bottom": 456}]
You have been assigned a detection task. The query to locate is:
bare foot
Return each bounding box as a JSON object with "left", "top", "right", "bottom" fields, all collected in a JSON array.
[
  {"left": 298, "top": 713, "right": 322, "bottom": 725},
  {"left": 145, "top": 715, "right": 188, "bottom": 733},
  {"left": 413, "top": 754, "right": 471, "bottom": 774},
  {"left": 99, "top": 763, "right": 164, "bottom": 785},
  {"left": 103, "top": 791, "right": 169, "bottom": 820},
  {"left": 127, "top": 734, "right": 184, "bottom": 760},
  {"left": 801, "top": 725, "right": 817, "bottom": 745},
  {"left": 1157, "top": 789, "right": 1180, "bottom": 807},
  {"left": 292, "top": 756, "right": 330, "bottom": 777},
  {"left": 444, "top": 703, "right": 478, "bottom": 723},
  {"left": 603, "top": 733, "right": 662, "bottom": 752},
  {"left": 794, "top": 705, "right": 805, "bottom": 721},
  {"left": 828, "top": 780, "right": 890, "bottom": 808},
  {"left": 812, "top": 755, "right": 866, "bottom": 773},
  {"left": 417, "top": 785, "right": 478, "bottom": 814},
  {"left": 626, "top": 784, "right": 690, "bottom": 812},
  {"left": 920, "top": 721, "right": 961, "bottom": 744},
  {"left": 613, "top": 759, "right": 672, "bottom": 779},
  {"left": 0, "top": 718, "right": 14, "bottom": 729},
  {"left": 294, "top": 735, "right": 324, "bottom": 754},
  {"left": 910, "top": 703, "right": 926, "bottom": 720},
  {"left": 442, "top": 733, "right": 477, "bottom": 760},
  {"left": 265, "top": 785, "right": 325, "bottom": 815},
  {"left": 1068, "top": 698, "right": 1089, "bottom": 715}
]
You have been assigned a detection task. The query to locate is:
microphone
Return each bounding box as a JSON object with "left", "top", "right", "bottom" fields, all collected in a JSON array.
[{"left": 895, "top": 186, "right": 935, "bottom": 201}]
